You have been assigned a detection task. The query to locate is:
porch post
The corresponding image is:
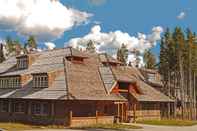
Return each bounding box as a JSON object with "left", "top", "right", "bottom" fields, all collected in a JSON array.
[
  {"left": 8, "top": 99, "right": 12, "bottom": 113},
  {"left": 117, "top": 103, "right": 120, "bottom": 123},
  {"left": 133, "top": 103, "right": 136, "bottom": 123},
  {"left": 27, "top": 101, "right": 31, "bottom": 115},
  {"left": 51, "top": 101, "right": 54, "bottom": 116},
  {"left": 69, "top": 110, "right": 72, "bottom": 126}
]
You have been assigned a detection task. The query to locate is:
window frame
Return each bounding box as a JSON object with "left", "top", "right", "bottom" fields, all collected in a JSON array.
[
  {"left": 31, "top": 102, "right": 50, "bottom": 116},
  {"left": 32, "top": 74, "right": 48, "bottom": 88},
  {"left": 0, "top": 100, "right": 9, "bottom": 112},
  {"left": 13, "top": 101, "right": 25, "bottom": 113},
  {"left": 147, "top": 73, "right": 156, "bottom": 82},
  {"left": 17, "top": 56, "right": 28, "bottom": 69},
  {"left": 0, "top": 76, "right": 21, "bottom": 89}
]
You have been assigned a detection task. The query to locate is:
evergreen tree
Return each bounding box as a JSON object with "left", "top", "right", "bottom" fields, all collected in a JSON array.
[
  {"left": 117, "top": 44, "right": 128, "bottom": 65},
  {"left": 143, "top": 50, "right": 156, "bottom": 69},
  {"left": 0, "top": 43, "right": 5, "bottom": 63},
  {"left": 86, "top": 40, "right": 96, "bottom": 53},
  {"left": 25, "top": 36, "right": 37, "bottom": 53}
]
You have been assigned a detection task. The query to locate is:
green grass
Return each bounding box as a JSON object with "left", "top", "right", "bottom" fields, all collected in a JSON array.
[
  {"left": 0, "top": 122, "right": 65, "bottom": 131},
  {"left": 71, "top": 123, "right": 142, "bottom": 130},
  {"left": 137, "top": 119, "right": 197, "bottom": 126}
]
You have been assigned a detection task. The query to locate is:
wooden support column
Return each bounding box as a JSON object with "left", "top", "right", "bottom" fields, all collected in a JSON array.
[
  {"left": 69, "top": 110, "right": 72, "bottom": 126},
  {"left": 51, "top": 101, "right": 55, "bottom": 116},
  {"left": 8, "top": 99, "right": 12, "bottom": 113},
  {"left": 121, "top": 103, "right": 124, "bottom": 122},
  {"left": 27, "top": 101, "right": 31, "bottom": 115},
  {"left": 117, "top": 103, "right": 120, "bottom": 123},
  {"left": 96, "top": 110, "right": 98, "bottom": 124},
  {"left": 133, "top": 103, "right": 137, "bottom": 123}
]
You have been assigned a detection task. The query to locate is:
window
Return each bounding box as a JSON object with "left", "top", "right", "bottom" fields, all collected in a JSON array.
[
  {"left": 33, "top": 74, "right": 48, "bottom": 88},
  {"left": 0, "top": 77, "right": 20, "bottom": 88},
  {"left": 147, "top": 73, "right": 156, "bottom": 82},
  {"left": 17, "top": 57, "right": 28, "bottom": 69},
  {"left": 14, "top": 102, "right": 25, "bottom": 113},
  {"left": 0, "top": 101, "right": 8, "bottom": 112},
  {"left": 32, "top": 102, "right": 50, "bottom": 116}
]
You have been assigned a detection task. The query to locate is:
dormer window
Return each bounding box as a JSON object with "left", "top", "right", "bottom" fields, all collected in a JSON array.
[
  {"left": 0, "top": 76, "right": 21, "bottom": 88},
  {"left": 33, "top": 74, "right": 48, "bottom": 88},
  {"left": 17, "top": 56, "right": 28, "bottom": 69},
  {"left": 147, "top": 73, "right": 156, "bottom": 82}
]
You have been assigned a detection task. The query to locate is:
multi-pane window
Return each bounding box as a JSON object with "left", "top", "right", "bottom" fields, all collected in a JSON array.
[
  {"left": 0, "top": 77, "right": 20, "bottom": 88},
  {"left": 32, "top": 102, "right": 50, "bottom": 116},
  {"left": 0, "top": 101, "right": 9, "bottom": 112},
  {"left": 13, "top": 102, "right": 25, "bottom": 113},
  {"left": 17, "top": 57, "right": 28, "bottom": 69},
  {"left": 147, "top": 73, "right": 156, "bottom": 82},
  {"left": 33, "top": 74, "right": 48, "bottom": 88}
]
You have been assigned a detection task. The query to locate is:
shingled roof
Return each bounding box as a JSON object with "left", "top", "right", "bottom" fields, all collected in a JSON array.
[{"left": 0, "top": 47, "right": 172, "bottom": 102}]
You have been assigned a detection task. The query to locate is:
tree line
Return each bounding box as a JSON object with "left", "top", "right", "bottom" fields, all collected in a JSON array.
[
  {"left": 159, "top": 27, "right": 197, "bottom": 120},
  {"left": 0, "top": 36, "right": 37, "bottom": 63}
]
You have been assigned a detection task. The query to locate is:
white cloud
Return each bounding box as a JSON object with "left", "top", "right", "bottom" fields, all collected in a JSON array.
[
  {"left": 177, "top": 11, "right": 186, "bottom": 20},
  {"left": 0, "top": 0, "right": 92, "bottom": 41},
  {"left": 44, "top": 42, "right": 56, "bottom": 50},
  {"left": 65, "top": 25, "right": 163, "bottom": 67}
]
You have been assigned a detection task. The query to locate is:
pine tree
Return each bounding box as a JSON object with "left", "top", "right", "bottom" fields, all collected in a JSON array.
[
  {"left": 143, "top": 50, "right": 156, "bottom": 69},
  {"left": 117, "top": 44, "right": 128, "bottom": 65},
  {"left": 86, "top": 40, "right": 96, "bottom": 53},
  {"left": 25, "top": 36, "right": 37, "bottom": 53},
  {"left": 0, "top": 43, "right": 5, "bottom": 63}
]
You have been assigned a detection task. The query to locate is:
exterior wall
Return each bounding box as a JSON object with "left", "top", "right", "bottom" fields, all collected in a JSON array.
[
  {"left": 127, "top": 102, "right": 161, "bottom": 121},
  {"left": 48, "top": 69, "right": 64, "bottom": 87},
  {"left": 0, "top": 99, "right": 116, "bottom": 126},
  {"left": 0, "top": 99, "right": 69, "bottom": 125},
  {"left": 69, "top": 101, "right": 116, "bottom": 127},
  {"left": 71, "top": 116, "right": 114, "bottom": 127},
  {"left": 21, "top": 74, "right": 32, "bottom": 87}
]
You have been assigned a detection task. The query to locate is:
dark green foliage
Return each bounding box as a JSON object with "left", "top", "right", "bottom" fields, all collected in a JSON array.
[
  {"left": 117, "top": 44, "right": 128, "bottom": 65},
  {"left": 0, "top": 44, "right": 5, "bottom": 63},
  {"left": 159, "top": 27, "right": 197, "bottom": 120},
  {"left": 143, "top": 50, "right": 157, "bottom": 69},
  {"left": 86, "top": 40, "right": 96, "bottom": 53}
]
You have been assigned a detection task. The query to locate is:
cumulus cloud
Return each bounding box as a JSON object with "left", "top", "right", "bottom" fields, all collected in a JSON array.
[
  {"left": 177, "top": 11, "right": 186, "bottom": 20},
  {"left": 65, "top": 25, "right": 163, "bottom": 67},
  {"left": 44, "top": 42, "right": 56, "bottom": 50},
  {"left": 0, "top": 0, "right": 92, "bottom": 41}
]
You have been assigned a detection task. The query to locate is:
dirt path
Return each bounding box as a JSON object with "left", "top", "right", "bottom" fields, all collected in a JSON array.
[{"left": 24, "top": 124, "right": 197, "bottom": 131}]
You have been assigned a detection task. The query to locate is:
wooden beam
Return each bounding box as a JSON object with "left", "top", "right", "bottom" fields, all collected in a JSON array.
[
  {"left": 117, "top": 103, "right": 120, "bottom": 123},
  {"left": 121, "top": 103, "right": 124, "bottom": 122},
  {"left": 51, "top": 101, "right": 54, "bottom": 116},
  {"left": 96, "top": 110, "right": 98, "bottom": 124},
  {"left": 27, "top": 101, "right": 31, "bottom": 115},
  {"left": 133, "top": 103, "right": 136, "bottom": 123},
  {"left": 69, "top": 110, "right": 72, "bottom": 126}
]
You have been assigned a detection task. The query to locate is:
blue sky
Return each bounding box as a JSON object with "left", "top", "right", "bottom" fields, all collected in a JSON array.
[{"left": 0, "top": 0, "right": 196, "bottom": 56}]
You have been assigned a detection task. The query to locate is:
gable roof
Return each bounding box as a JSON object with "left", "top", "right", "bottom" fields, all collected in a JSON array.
[{"left": 0, "top": 47, "right": 172, "bottom": 102}]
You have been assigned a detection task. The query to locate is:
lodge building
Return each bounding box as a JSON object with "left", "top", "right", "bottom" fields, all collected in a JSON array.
[{"left": 0, "top": 47, "right": 173, "bottom": 126}]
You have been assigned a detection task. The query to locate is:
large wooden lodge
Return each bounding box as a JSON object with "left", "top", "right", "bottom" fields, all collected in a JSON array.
[{"left": 0, "top": 47, "right": 173, "bottom": 126}]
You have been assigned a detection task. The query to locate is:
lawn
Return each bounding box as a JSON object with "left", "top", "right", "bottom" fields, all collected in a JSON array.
[
  {"left": 137, "top": 119, "right": 197, "bottom": 126},
  {"left": 0, "top": 123, "right": 65, "bottom": 131},
  {"left": 71, "top": 123, "right": 142, "bottom": 130}
]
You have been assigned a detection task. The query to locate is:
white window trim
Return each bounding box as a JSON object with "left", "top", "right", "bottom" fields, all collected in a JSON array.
[
  {"left": 0, "top": 77, "right": 20, "bottom": 88},
  {"left": 33, "top": 74, "right": 48, "bottom": 88}
]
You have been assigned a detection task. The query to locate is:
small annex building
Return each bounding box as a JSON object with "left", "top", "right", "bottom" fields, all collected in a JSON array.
[{"left": 0, "top": 47, "right": 173, "bottom": 126}]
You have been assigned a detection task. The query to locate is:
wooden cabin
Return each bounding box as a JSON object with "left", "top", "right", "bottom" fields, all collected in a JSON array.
[{"left": 0, "top": 47, "right": 172, "bottom": 126}]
